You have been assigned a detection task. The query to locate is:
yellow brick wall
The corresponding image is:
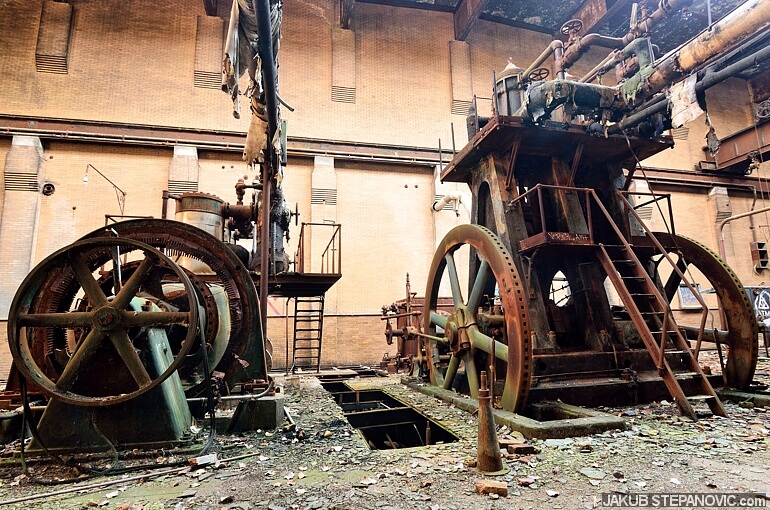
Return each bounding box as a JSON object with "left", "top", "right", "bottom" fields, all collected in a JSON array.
[{"left": 0, "top": 0, "right": 767, "bottom": 377}]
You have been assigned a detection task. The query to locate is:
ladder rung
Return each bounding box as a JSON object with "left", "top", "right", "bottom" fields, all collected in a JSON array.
[
  {"left": 631, "top": 293, "right": 655, "bottom": 299},
  {"left": 675, "top": 372, "right": 700, "bottom": 378},
  {"left": 612, "top": 259, "right": 636, "bottom": 265},
  {"left": 687, "top": 395, "right": 715, "bottom": 401},
  {"left": 621, "top": 276, "right": 647, "bottom": 281},
  {"left": 294, "top": 347, "right": 320, "bottom": 351}
]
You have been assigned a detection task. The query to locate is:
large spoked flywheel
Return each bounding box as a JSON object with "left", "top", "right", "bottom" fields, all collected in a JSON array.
[
  {"left": 423, "top": 225, "right": 531, "bottom": 412},
  {"left": 80, "top": 219, "right": 267, "bottom": 389},
  {"left": 650, "top": 233, "right": 758, "bottom": 389},
  {"left": 8, "top": 238, "right": 199, "bottom": 406}
]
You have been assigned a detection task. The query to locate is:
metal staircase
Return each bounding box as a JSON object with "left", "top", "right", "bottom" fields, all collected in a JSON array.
[
  {"left": 291, "top": 296, "right": 325, "bottom": 373},
  {"left": 593, "top": 193, "right": 726, "bottom": 419},
  {"left": 597, "top": 243, "right": 726, "bottom": 419}
]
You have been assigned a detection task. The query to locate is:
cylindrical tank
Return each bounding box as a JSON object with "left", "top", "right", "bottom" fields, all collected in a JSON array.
[
  {"left": 495, "top": 59, "right": 525, "bottom": 116},
  {"left": 174, "top": 192, "right": 225, "bottom": 272}
]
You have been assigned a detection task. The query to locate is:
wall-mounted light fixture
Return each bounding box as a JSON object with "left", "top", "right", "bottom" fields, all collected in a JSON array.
[{"left": 83, "top": 164, "right": 127, "bottom": 215}]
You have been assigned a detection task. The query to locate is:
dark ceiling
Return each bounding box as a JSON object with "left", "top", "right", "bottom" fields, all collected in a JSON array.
[{"left": 361, "top": 0, "right": 748, "bottom": 53}]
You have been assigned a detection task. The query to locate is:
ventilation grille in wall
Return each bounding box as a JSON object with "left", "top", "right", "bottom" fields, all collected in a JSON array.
[
  {"left": 194, "top": 15, "right": 224, "bottom": 90},
  {"left": 671, "top": 127, "right": 689, "bottom": 140},
  {"left": 311, "top": 188, "right": 337, "bottom": 205},
  {"left": 5, "top": 173, "right": 40, "bottom": 192},
  {"left": 636, "top": 206, "right": 653, "bottom": 221},
  {"left": 451, "top": 100, "right": 472, "bottom": 116},
  {"left": 35, "top": 1, "right": 73, "bottom": 74},
  {"left": 332, "top": 28, "right": 356, "bottom": 104},
  {"left": 332, "top": 86, "right": 356, "bottom": 104},
  {"left": 715, "top": 209, "right": 732, "bottom": 222},
  {"left": 433, "top": 194, "right": 454, "bottom": 211},
  {"left": 194, "top": 71, "right": 221, "bottom": 89},
  {"left": 168, "top": 180, "right": 199, "bottom": 194}
]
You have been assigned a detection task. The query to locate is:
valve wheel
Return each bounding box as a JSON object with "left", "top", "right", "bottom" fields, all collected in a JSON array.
[
  {"left": 528, "top": 67, "right": 550, "bottom": 81},
  {"left": 423, "top": 225, "right": 531, "bottom": 412},
  {"left": 560, "top": 18, "right": 583, "bottom": 35},
  {"left": 8, "top": 238, "right": 199, "bottom": 406},
  {"left": 756, "top": 99, "right": 770, "bottom": 119},
  {"left": 649, "top": 233, "right": 758, "bottom": 389}
]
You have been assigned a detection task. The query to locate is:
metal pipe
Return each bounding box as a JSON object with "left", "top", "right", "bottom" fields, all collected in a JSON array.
[
  {"left": 523, "top": 40, "right": 564, "bottom": 80},
  {"left": 612, "top": 41, "right": 770, "bottom": 133},
  {"left": 255, "top": 0, "right": 279, "bottom": 160},
  {"left": 644, "top": 0, "right": 770, "bottom": 100},
  {"left": 718, "top": 204, "right": 770, "bottom": 261},
  {"left": 259, "top": 164, "right": 272, "bottom": 376}
]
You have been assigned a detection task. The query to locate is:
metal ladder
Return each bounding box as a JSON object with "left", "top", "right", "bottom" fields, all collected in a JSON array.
[
  {"left": 291, "top": 295, "right": 325, "bottom": 373},
  {"left": 597, "top": 242, "right": 726, "bottom": 419}
]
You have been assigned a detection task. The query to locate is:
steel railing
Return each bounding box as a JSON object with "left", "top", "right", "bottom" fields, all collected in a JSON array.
[{"left": 294, "top": 222, "right": 342, "bottom": 275}]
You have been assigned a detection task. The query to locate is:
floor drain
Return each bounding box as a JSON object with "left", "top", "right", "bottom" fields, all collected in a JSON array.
[{"left": 322, "top": 382, "right": 459, "bottom": 450}]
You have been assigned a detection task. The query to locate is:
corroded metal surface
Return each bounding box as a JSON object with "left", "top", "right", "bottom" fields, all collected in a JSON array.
[
  {"left": 7, "top": 238, "right": 199, "bottom": 406},
  {"left": 423, "top": 224, "right": 531, "bottom": 413}
]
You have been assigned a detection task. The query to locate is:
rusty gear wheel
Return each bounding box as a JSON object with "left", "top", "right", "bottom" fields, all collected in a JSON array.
[
  {"left": 423, "top": 225, "right": 531, "bottom": 412},
  {"left": 8, "top": 238, "right": 199, "bottom": 406}
]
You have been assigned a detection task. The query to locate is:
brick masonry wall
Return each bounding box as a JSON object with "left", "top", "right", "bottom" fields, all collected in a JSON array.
[{"left": 0, "top": 0, "right": 768, "bottom": 377}]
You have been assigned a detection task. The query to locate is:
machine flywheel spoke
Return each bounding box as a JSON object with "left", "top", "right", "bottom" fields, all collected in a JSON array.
[
  {"left": 69, "top": 251, "right": 109, "bottom": 307},
  {"left": 122, "top": 311, "right": 192, "bottom": 328},
  {"left": 108, "top": 328, "right": 152, "bottom": 388},
  {"left": 462, "top": 351, "right": 479, "bottom": 399},
  {"left": 55, "top": 328, "right": 105, "bottom": 392},
  {"left": 442, "top": 354, "right": 460, "bottom": 390},
  {"left": 469, "top": 325, "right": 508, "bottom": 362},
  {"left": 467, "top": 259, "right": 491, "bottom": 312},
  {"left": 112, "top": 254, "right": 157, "bottom": 309},
  {"left": 430, "top": 312, "right": 448, "bottom": 330},
  {"left": 445, "top": 253, "right": 464, "bottom": 307},
  {"left": 18, "top": 311, "right": 93, "bottom": 328}
]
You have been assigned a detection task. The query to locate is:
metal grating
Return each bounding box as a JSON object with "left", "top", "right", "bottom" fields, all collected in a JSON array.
[
  {"left": 194, "top": 70, "right": 221, "bottom": 89},
  {"left": 451, "top": 100, "right": 472, "bottom": 116},
  {"left": 311, "top": 188, "right": 337, "bottom": 205},
  {"left": 332, "top": 86, "right": 355, "bottom": 104},
  {"left": 5, "top": 173, "right": 39, "bottom": 192},
  {"left": 167, "top": 180, "right": 198, "bottom": 194}
]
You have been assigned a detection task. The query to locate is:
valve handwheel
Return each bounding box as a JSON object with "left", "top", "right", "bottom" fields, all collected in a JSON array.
[
  {"left": 528, "top": 67, "right": 550, "bottom": 81},
  {"left": 756, "top": 99, "right": 770, "bottom": 120},
  {"left": 560, "top": 19, "right": 583, "bottom": 35},
  {"left": 8, "top": 237, "right": 199, "bottom": 406}
]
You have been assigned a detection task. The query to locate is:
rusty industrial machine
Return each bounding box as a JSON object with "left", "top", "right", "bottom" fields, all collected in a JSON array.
[
  {"left": 418, "top": 0, "right": 770, "bottom": 419},
  {"left": 0, "top": 0, "right": 340, "bottom": 452}
]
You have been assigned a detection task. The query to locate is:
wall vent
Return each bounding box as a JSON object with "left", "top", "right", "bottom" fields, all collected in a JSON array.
[
  {"left": 5, "top": 173, "right": 39, "bottom": 192},
  {"left": 671, "top": 127, "right": 689, "bottom": 140},
  {"left": 35, "top": 1, "right": 73, "bottom": 74},
  {"left": 433, "top": 195, "right": 454, "bottom": 211},
  {"left": 332, "top": 86, "right": 356, "bottom": 104},
  {"left": 168, "top": 180, "right": 198, "bottom": 194},
  {"left": 451, "top": 100, "right": 472, "bottom": 116},
  {"left": 311, "top": 188, "right": 337, "bottom": 205},
  {"left": 194, "top": 15, "right": 224, "bottom": 90}
]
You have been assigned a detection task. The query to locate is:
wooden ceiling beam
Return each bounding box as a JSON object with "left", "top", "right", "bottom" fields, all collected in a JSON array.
[
  {"left": 203, "top": 0, "right": 218, "bottom": 16},
  {"left": 340, "top": 0, "right": 356, "bottom": 29},
  {"left": 453, "top": 0, "right": 491, "bottom": 41}
]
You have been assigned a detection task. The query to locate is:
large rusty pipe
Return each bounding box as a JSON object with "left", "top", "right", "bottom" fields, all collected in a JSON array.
[
  {"left": 644, "top": 0, "right": 770, "bottom": 99},
  {"left": 612, "top": 40, "right": 770, "bottom": 133},
  {"left": 255, "top": 0, "right": 279, "bottom": 149}
]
